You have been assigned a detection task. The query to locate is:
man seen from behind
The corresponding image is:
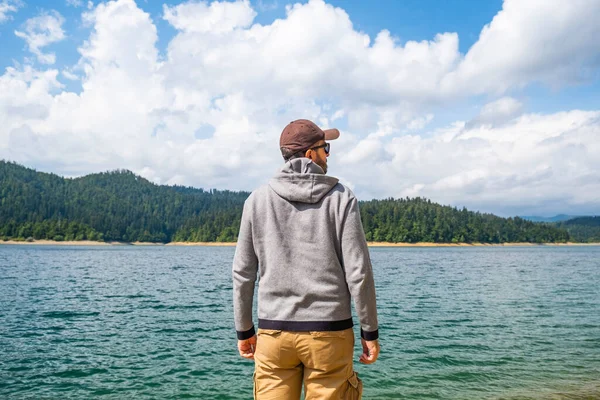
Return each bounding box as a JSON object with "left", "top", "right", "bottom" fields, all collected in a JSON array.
[{"left": 233, "top": 119, "right": 380, "bottom": 399}]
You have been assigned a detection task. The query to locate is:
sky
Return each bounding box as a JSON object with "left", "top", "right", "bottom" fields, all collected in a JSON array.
[{"left": 0, "top": 0, "right": 599, "bottom": 217}]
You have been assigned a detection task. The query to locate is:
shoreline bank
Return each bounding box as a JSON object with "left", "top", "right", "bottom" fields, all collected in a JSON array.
[{"left": 2, "top": 240, "right": 599, "bottom": 247}]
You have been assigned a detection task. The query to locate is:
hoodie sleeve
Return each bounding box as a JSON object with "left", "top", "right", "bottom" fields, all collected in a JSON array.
[
  {"left": 232, "top": 198, "right": 258, "bottom": 340},
  {"left": 341, "top": 196, "right": 379, "bottom": 340}
]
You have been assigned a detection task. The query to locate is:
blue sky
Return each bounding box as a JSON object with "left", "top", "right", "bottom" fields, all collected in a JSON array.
[{"left": 0, "top": 0, "right": 599, "bottom": 217}]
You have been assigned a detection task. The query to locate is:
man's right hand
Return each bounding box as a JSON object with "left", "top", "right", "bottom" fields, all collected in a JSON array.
[
  {"left": 359, "top": 338, "right": 380, "bottom": 364},
  {"left": 238, "top": 335, "right": 257, "bottom": 360}
]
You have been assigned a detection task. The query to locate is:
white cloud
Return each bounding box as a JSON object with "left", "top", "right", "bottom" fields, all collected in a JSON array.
[
  {"left": 0, "top": 0, "right": 599, "bottom": 216},
  {"left": 443, "top": 0, "right": 600, "bottom": 93},
  {"left": 0, "top": 0, "right": 21, "bottom": 23},
  {"left": 163, "top": 0, "right": 256, "bottom": 33},
  {"left": 406, "top": 114, "right": 434, "bottom": 131},
  {"left": 257, "top": 0, "right": 278, "bottom": 12},
  {"left": 466, "top": 97, "right": 523, "bottom": 129},
  {"left": 158, "top": 0, "right": 600, "bottom": 119},
  {"left": 66, "top": 0, "right": 84, "bottom": 7},
  {"left": 61, "top": 70, "right": 79, "bottom": 80},
  {"left": 380, "top": 110, "right": 600, "bottom": 216},
  {"left": 14, "top": 11, "right": 66, "bottom": 64}
]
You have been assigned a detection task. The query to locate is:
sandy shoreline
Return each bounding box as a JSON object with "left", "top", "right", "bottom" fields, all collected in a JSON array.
[
  {"left": 1, "top": 240, "right": 598, "bottom": 247},
  {"left": 367, "top": 242, "right": 600, "bottom": 247},
  {"left": 0, "top": 240, "right": 160, "bottom": 246}
]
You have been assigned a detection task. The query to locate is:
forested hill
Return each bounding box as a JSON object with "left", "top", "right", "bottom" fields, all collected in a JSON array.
[
  {"left": 555, "top": 217, "right": 600, "bottom": 243},
  {"left": 1, "top": 160, "right": 570, "bottom": 243},
  {"left": 0, "top": 161, "right": 247, "bottom": 242}
]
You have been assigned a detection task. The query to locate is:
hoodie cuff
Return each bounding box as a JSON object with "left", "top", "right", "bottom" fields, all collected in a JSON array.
[
  {"left": 236, "top": 325, "right": 256, "bottom": 340},
  {"left": 361, "top": 328, "right": 379, "bottom": 341}
]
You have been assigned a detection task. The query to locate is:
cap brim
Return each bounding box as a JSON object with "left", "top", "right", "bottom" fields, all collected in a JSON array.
[{"left": 324, "top": 128, "right": 340, "bottom": 140}]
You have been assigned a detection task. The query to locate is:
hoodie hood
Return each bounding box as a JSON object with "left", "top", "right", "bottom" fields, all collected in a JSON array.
[{"left": 268, "top": 158, "right": 339, "bottom": 203}]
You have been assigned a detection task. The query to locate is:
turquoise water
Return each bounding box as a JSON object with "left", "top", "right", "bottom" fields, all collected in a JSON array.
[{"left": 0, "top": 245, "right": 599, "bottom": 399}]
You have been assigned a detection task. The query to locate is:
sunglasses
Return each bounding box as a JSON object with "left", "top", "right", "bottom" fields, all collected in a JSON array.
[{"left": 309, "top": 143, "right": 330, "bottom": 154}]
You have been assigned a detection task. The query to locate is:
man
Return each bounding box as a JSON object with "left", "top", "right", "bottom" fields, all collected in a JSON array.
[{"left": 233, "top": 119, "right": 380, "bottom": 399}]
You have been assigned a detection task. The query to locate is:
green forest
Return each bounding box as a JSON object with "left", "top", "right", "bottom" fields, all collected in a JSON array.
[
  {"left": 0, "top": 160, "right": 592, "bottom": 244},
  {"left": 556, "top": 217, "right": 600, "bottom": 243}
]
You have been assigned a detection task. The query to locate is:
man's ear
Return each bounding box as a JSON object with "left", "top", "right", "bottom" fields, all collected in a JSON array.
[{"left": 304, "top": 149, "right": 312, "bottom": 159}]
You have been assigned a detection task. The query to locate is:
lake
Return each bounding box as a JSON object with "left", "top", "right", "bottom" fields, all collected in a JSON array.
[{"left": 0, "top": 245, "right": 599, "bottom": 399}]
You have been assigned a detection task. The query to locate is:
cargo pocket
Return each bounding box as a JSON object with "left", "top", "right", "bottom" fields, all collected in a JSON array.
[
  {"left": 308, "top": 329, "right": 354, "bottom": 371},
  {"left": 344, "top": 371, "right": 363, "bottom": 400},
  {"left": 256, "top": 329, "right": 282, "bottom": 363}
]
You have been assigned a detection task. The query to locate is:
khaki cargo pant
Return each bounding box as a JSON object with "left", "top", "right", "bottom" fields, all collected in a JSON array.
[{"left": 253, "top": 328, "right": 363, "bottom": 399}]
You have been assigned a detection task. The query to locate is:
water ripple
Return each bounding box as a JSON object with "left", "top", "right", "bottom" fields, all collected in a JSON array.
[{"left": 0, "top": 245, "right": 599, "bottom": 399}]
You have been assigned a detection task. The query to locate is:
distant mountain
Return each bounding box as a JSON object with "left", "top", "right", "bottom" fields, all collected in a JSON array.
[
  {"left": 520, "top": 214, "right": 580, "bottom": 223},
  {"left": 1, "top": 160, "right": 571, "bottom": 243}
]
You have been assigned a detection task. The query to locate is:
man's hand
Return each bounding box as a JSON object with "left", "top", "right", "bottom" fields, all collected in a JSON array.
[
  {"left": 238, "top": 335, "right": 257, "bottom": 360},
  {"left": 359, "top": 338, "right": 380, "bottom": 364}
]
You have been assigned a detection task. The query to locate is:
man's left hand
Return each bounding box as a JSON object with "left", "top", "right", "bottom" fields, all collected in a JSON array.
[{"left": 238, "top": 335, "right": 257, "bottom": 359}]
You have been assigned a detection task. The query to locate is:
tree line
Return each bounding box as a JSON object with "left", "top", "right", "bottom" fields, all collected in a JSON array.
[
  {"left": 555, "top": 216, "right": 600, "bottom": 243},
  {"left": 0, "top": 160, "right": 577, "bottom": 243},
  {"left": 360, "top": 198, "right": 570, "bottom": 243}
]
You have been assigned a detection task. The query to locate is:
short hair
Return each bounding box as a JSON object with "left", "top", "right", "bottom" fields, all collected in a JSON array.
[{"left": 281, "top": 147, "right": 307, "bottom": 161}]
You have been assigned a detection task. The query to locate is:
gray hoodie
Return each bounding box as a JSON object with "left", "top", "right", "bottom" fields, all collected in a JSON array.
[{"left": 232, "top": 158, "right": 379, "bottom": 340}]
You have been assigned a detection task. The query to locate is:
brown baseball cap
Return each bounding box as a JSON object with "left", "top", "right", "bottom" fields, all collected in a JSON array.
[{"left": 279, "top": 119, "right": 340, "bottom": 153}]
